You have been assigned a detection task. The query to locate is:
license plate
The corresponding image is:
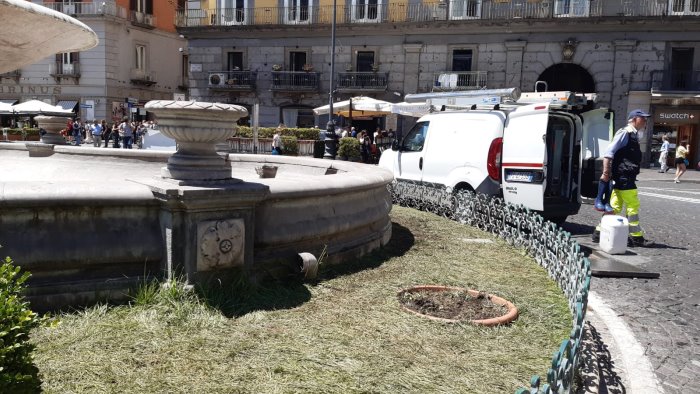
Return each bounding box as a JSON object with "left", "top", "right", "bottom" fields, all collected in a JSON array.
[{"left": 505, "top": 172, "right": 534, "bottom": 183}]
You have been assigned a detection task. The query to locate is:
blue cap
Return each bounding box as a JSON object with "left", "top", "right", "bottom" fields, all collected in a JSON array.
[{"left": 628, "top": 109, "right": 651, "bottom": 120}]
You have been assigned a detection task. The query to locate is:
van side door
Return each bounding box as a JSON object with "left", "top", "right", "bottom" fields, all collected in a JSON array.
[
  {"left": 395, "top": 121, "right": 430, "bottom": 183},
  {"left": 501, "top": 104, "right": 550, "bottom": 211}
]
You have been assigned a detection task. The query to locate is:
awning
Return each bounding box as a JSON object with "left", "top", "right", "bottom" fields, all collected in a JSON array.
[
  {"left": 0, "top": 99, "right": 18, "bottom": 105},
  {"left": 55, "top": 100, "right": 78, "bottom": 112}
]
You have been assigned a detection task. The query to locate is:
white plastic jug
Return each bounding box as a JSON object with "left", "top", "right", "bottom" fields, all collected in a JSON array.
[{"left": 599, "top": 215, "right": 629, "bottom": 254}]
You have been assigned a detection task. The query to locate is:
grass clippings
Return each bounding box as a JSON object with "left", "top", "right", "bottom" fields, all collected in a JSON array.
[{"left": 30, "top": 206, "right": 570, "bottom": 393}]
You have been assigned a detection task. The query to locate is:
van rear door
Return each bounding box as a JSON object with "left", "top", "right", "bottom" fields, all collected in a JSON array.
[
  {"left": 580, "top": 109, "right": 613, "bottom": 198},
  {"left": 501, "top": 104, "right": 549, "bottom": 211}
]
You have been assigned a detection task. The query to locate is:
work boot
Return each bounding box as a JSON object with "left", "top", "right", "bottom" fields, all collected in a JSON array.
[
  {"left": 604, "top": 204, "right": 614, "bottom": 214},
  {"left": 591, "top": 230, "right": 600, "bottom": 243},
  {"left": 628, "top": 236, "right": 654, "bottom": 248},
  {"left": 594, "top": 199, "right": 605, "bottom": 212}
]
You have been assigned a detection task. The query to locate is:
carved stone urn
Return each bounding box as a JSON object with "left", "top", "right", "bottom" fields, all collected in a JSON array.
[
  {"left": 35, "top": 115, "right": 70, "bottom": 145},
  {"left": 144, "top": 100, "right": 248, "bottom": 181}
]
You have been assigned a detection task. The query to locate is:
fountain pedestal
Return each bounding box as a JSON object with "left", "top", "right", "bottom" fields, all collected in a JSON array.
[{"left": 143, "top": 100, "right": 268, "bottom": 284}]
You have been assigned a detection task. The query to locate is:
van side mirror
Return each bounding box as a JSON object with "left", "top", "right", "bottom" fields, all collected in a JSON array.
[{"left": 391, "top": 139, "right": 400, "bottom": 151}]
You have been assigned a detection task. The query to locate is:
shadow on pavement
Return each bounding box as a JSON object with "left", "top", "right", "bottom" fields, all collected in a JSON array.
[{"left": 577, "top": 322, "right": 626, "bottom": 394}]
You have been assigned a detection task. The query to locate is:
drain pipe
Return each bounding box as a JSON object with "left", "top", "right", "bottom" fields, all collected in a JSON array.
[{"left": 298, "top": 252, "right": 318, "bottom": 280}]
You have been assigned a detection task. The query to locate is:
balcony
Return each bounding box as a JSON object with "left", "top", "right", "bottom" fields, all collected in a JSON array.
[
  {"left": 270, "top": 71, "right": 320, "bottom": 92},
  {"left": 208, "top": 71, "right": 258, "bottom": 91},
  {"left": 0, "top": 69, "right": 21, "bottom": 82},
  {"left": 50, "top": 62, "right": 81, "bottom": 81},
  {"left": 432, "top": 71, "right": 487, "bottom": 91},
  {"left": 38, "top": 1, "right": 128, "bottom": 18},
  {"left": 130, "top": 11, "right": 156, "bottom": 29},
  {"left": 651, "top": 69, "right": 700, "bottom": 92},
  {"left": 130, "top": 68, "right": 157, "bottom": 86},
  {"left": 336, "top": 72, "right": 389, "bottom": 92}
]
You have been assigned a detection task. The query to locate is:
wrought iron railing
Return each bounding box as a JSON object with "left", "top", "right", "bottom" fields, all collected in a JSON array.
[
  {"left": 390, "top": 180, "right": 590, "bottom": 394},
  {"left": 130, "top": 10, "right": 157, "bottom": 28},
  {"left": 337, "top": 72, "right": 389, "bottom": 91},
  {"left": 208, "top": 71, "right": 258, "bottom": 90},
  {"left": 37, "top": 1, "right": 128, "bottom": 18},
  {"left": 651, "top": 68, "right": 700, "bottom": 91},
  {"left": 432, "top": 71, "right": 488, "bottom": 91},
  {"left": 270, "top": 71, "right": 320, "bottom": 91},
  {"left": 50, "top": 62, "right": 81, "bottom": 77},
  {"left": 175, "top": 1, "right": 700, "bottom": 28}
]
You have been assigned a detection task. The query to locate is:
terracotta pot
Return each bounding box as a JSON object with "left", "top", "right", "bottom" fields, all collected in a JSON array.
[{"left": 397, "top": 285, "right": 518, "bottom": 326}]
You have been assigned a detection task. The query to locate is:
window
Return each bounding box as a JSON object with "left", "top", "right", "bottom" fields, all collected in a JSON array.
[
  {"left": 401, "top": 121, "right": 430, "bottom": 152},
  {"left": 553, "top": 0, "right": 590, "bottom": 17},
  {"left": 220, "top": 0, "right": 247, "bottom": 25},
  {"left": 356, "top": 51, "right": 375, "bottom": 72},
  {"left": 670, "top": 0, "right": 700, "bottom": 14},
  {"left": 285, "top": 0, "right": 312, "bottom": 24},
  {"left": 289, "top": 51, "right": 307, "bottom": 71},
  {"left": 282, "top": 107, "right": 314, "bottom": 128},
  {"left": 62, "top": 52, "right": 76, "bottom": 74},
  {"left": 449, "top": 0, "right": 481, "bottom": 20},
  {"left": 131, "top": 0, "right": 153, "bottom": 13},
  {"left": 135, "top": 45, "right": 147, "bottom": 71},
  {"left": 452, "top": 49, "right": 472, "bottom": 72},
  {"left": 671, "top": 48, "right": 694, "bottom": 89},
  {"left": 351, "top": 0, "right": 382, "bottom": 23},
  {"left": 228, "top": 52, "right": 243, "bottom": 71}
]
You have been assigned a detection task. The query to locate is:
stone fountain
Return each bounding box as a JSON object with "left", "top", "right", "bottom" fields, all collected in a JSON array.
[{"left": 0, "top": 1, "right": 393, "bottom": 311}]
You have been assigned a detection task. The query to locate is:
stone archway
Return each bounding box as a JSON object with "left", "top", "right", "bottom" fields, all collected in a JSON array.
[{"left": 536, "top": 63, "right": 595, "bottom": 93}]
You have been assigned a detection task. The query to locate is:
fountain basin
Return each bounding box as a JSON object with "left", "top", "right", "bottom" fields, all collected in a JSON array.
[{"left": 0, "top": 142, "right": 393, "bottom": 310}]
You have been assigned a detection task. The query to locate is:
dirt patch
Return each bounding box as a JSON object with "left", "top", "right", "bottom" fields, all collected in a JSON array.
[{"left": 398, "top": 287, "right": 510, "bottom": 322}]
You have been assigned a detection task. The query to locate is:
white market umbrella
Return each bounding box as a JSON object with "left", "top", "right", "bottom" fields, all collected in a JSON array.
[
  {"left": 313, "top": 96, "right": 393, "bottom": 117},
  {"left": 11, "top": 100, "right": 73, "bottom": 115},
  {"left": 0, "top": 102, "right": 13, "bottom": 114}
]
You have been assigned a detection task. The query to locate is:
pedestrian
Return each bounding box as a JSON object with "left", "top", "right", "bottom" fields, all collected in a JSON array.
[
  {"left": 103, "top": 122, "right": 112, "bottom": 147},
  {"left": 272, "top": 125, "right": 282, "bottom": 155},
  {"left": 72, "top": 118, "right": 82, "bottom": 145},
  {"left": 84, "top": 120, "right": 93, "bottom": 144},
  {"left": 592, "top": 109, "right": 654, "bottom": 247},
  {"left": 118, "top": 117, "right": 133, "bottom": 149},
  {"left": 350, "top": 126, "right": 357, "bottom": 138},
  {"left": 658, "top": 134, "right": 670, "bottom": 173},
  {"left": 673, "top": 140, "right": 690, "bottom": 183},
  {"left": 90, "top": 119, "right": 103, "bottom": 147},
  {"left": 111, "top": 122, "right": 120, "bottom": 148}
]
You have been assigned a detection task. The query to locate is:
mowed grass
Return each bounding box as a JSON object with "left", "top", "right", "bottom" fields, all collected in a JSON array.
[{"left": 30, "top": 206, "right": 570, "bottom": 393}]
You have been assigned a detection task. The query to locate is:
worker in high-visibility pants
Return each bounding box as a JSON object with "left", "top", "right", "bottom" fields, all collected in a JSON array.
[{"left": 592, "top": 109, "right": 653, "bottom": 248}]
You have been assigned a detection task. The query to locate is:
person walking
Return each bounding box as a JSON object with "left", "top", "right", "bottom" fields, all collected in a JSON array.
[
  {"left": 90, "top": 119, "right": 103, "bottom": 147},
  {"left": 673, "top": 140, "right": 690, "bottom": 183},
  {"left": 111, "top": 122, "right": 120, "bottom": 148},
  {"left": 658, "top": 134, "right": 670, "bottom": 173},
  {"left": 118, "top": 117, "right": 133, "bottom": 149},
  {"left": 592, "top": 109, "right": 653, "bottom": 247},
  {"left": 271, "top": 126, "right": 282, "bottom": 155},
  {"left": 72, "top": 118, "right": 82, "bottom": 145}
]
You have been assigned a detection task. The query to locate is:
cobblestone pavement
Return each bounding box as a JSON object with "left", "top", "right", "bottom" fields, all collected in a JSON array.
[{"left": 564, "top": 168, "right": 700, "bottom": 394}]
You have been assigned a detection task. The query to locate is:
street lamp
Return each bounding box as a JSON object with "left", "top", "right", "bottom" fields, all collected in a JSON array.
[{"left": 323, "top": 0, "right": 338, "bottom": 159}]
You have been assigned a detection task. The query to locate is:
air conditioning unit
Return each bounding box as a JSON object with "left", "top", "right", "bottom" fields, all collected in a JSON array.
[
  {"left": 144, "top": 14, "right": 154, "bottom": 25},
  {"left": 209, "top": 73, "right": 226, "bottom": 86}
]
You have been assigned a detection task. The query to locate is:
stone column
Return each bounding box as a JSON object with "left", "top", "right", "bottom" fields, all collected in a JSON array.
[
  {"left": 611, "top": 40, "right": 637, "bottom": 129},
  {"left": 505, "top": 40, "right": 527, "bottom": 90}
]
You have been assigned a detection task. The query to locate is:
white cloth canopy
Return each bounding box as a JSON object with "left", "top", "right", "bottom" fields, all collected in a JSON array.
[
  {"left": 0, "top": 102, "right": 14, "bottom": 114},
  {"left": 10, "top": 100, "right": 73, "bottom": 115},
  {"left": 313, "top": 96, "right": 393, "bottom": 117}
]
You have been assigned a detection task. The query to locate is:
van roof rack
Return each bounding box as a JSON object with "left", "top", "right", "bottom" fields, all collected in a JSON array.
[{"left": 405, "top": 88, "right": 593, "bottom": 111}]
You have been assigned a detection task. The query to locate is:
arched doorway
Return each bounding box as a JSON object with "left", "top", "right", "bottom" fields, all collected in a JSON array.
[{"left": 536, "top": 63, "right": 595, "bottom": 93}]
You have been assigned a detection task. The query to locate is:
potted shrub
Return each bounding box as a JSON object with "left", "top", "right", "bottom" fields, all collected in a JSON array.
[
  {"left": 281, "top": 135, "right": 298, "bottom": 156},
  {"left": 338, "top": 137, "right": 361, "bottom": 161}
]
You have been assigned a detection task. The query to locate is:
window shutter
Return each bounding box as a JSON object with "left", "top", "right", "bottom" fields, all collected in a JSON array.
[
  {"left": 146, "top": 0, "right": 153, "bottom": 15},
  {"left": 130, "top": 0, "right": 136, "bottom": 11}
]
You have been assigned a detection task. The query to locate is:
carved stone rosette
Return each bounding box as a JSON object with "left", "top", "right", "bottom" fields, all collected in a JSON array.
[
  {"left": 144, "top": 100, "right": 248, "bottom": 181},
  {"left": 35, "top": 115, "right": 70, "bottom": 145},
  {"left": 197, "top": 219, "right": 245, "bottom": 271}
]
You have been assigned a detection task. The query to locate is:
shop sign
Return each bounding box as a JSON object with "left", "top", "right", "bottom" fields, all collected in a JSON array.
[{"left": 653, "top": 109, "right": 700, "bottom": 124}]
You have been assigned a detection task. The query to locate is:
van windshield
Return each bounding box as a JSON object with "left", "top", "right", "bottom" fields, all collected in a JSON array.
[{"left": 401, "top": 121, "right": 430, "bottom": 152}]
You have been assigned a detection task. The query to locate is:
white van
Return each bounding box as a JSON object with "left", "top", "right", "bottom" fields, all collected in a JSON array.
[{"left": 378, "top": 89, "right": 612, "bottom": 223}]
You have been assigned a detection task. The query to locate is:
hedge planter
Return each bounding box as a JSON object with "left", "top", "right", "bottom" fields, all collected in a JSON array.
[{"left": 397, "top": 285, "right": 518, "bottom": 326}]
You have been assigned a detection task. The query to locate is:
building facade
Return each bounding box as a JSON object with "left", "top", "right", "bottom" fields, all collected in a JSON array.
[
  {"left": 0, "top": 0, "right": 185, "bottom": 124},
  {"left": 177, "top": 0, "right": 700, "bottom": 167}
]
